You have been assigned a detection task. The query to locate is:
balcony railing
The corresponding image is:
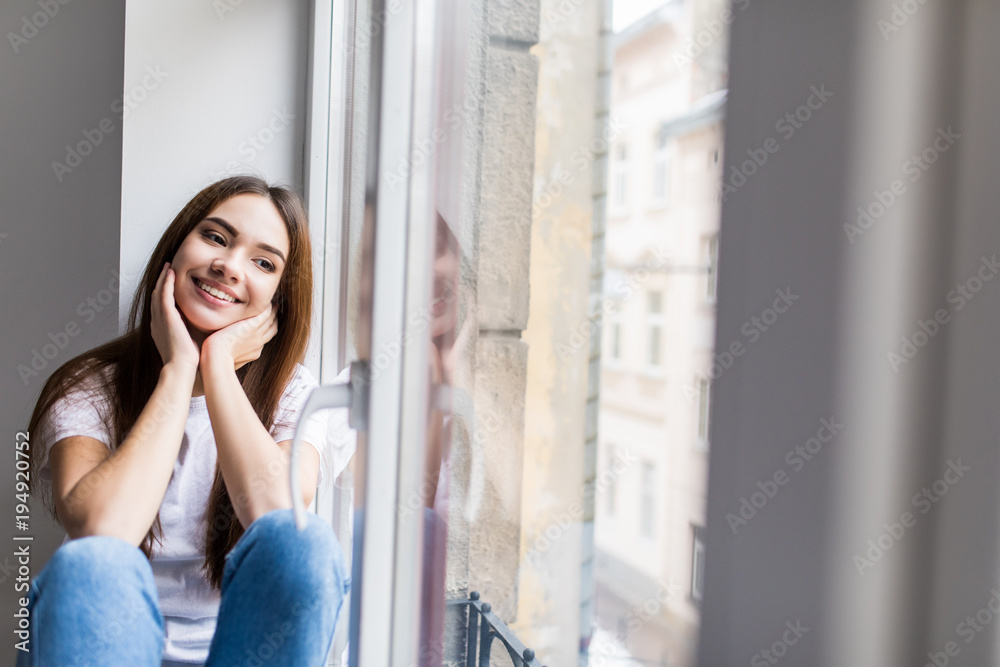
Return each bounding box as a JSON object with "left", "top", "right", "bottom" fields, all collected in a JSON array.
[{"left": 446, "top": 592, "right": 547, "bottom": 667}]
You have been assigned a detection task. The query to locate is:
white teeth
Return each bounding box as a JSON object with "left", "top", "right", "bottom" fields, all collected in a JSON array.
[{"left": 195, "top": 278, "right": 237, "bottom": 303}]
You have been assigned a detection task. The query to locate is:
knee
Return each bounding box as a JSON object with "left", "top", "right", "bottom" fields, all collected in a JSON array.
[
  {"left": 243, "top": 510, "right": 347, "bottom": 589},
  {"left": 45, "top": 536, "right": 153, "bottom": 590},
  {"left": 35, "top": 536, "right": 162, "bottom": 638}
]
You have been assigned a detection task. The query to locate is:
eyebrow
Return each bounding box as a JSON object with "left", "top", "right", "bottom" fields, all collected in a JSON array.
[{"left": 202, "top": 216, "right": 287, "bottom": 264}]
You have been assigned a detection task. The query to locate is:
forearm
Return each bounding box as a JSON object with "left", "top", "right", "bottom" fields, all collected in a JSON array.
[
  {"left": 201, "top": 353, "right": 295, "bottom": 527},
  {"left": 63, "top": 363, "right": 195, "bottom": 544}
]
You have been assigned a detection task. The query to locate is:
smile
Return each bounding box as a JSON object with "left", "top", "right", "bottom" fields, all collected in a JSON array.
[{"left": 193, "top": 277, "right": 240, "bottom": 304}]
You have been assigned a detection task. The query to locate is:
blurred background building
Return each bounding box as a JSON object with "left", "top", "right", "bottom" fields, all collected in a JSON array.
[{"left": 591, "top": 2, "right": 726, "bottom": 665}]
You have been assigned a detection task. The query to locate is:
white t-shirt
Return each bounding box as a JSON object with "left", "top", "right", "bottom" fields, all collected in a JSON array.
[{"left": 36, "top": 362, "right": 352, "bottom": 664}]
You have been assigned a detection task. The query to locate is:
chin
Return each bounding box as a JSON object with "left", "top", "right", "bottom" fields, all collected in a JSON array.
[{"left": 177, "top": 302, "right": 232, "bottom": 336}]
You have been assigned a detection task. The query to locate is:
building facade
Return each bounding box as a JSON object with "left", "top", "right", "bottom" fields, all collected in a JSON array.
[{"left": 593, "top": 2, "right": 727, "bottom": 665}]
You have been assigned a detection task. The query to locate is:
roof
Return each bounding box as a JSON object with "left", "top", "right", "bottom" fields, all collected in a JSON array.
[
  {"left": 659, "top": 88, "right": 727, "bottom": 139},
  {"left": 613, "top": 0, "right": 685, "bottom": 50}
]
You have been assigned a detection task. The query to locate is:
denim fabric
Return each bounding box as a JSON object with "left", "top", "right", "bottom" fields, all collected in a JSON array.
[{"left": 14, "top": 509, "right": 350, "bottom": 667}]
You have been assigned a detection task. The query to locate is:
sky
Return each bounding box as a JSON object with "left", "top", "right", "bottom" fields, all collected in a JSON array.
[{"left": 612, "top": 0, "right": 671, "bottom": 32}]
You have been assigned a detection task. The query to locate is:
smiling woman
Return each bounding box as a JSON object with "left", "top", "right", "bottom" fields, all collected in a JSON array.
[
  {"left": 170, "top": 193, "right": 290, "bottom": 349},
  {"left": 20, "top": 175, "right": 349, "bottom": 666}
]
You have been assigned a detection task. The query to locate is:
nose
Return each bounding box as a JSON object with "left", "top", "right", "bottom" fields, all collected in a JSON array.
[{"left": 210, "top": 249, "right": 245, "bottom": 283}]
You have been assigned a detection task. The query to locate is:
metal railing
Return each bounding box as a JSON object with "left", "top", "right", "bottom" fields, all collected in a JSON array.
[{"left": 446, "top": 592, "right": 548, "bottom": 667}]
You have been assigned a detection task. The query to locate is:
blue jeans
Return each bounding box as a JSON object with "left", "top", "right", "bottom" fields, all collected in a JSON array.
[{"left": 15, "top": 509, "right": 350, "bottom": 667}]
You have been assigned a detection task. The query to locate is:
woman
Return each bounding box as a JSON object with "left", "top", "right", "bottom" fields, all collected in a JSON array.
[{"left": 20, "top": 176, "right": 349, "bottom": 667}]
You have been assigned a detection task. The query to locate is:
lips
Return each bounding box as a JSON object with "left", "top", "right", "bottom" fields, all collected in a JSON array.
[{"left": 192, "top": 276, "right": 241, "bottom": 304}]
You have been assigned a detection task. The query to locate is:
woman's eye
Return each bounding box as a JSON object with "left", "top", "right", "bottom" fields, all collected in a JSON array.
[
  {"left": 204, "top": 231, "right": 225, "bottom": 244},
  {"left": 255, "top": 259, "right": 275, "bottom": 271}
]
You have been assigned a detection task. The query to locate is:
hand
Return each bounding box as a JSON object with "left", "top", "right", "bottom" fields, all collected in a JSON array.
[
  {"left": 202, "top": 302, "right": 278, "bottom": 371},
  {"left": 150, "top": 262, "right": 201, "bottom": 371}
]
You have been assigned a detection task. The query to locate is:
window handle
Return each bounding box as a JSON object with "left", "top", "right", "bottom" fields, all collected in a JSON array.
[{"left": 289, "top": 360, "right": 370, "bottom": 529}]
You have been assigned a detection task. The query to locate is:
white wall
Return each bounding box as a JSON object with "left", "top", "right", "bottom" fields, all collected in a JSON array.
[{"left": 119, "top": 0, "right": 311, "bottom": 347}]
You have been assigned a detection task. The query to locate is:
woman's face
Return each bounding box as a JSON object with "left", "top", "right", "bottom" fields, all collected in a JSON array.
[{"left": 170, "top": 193, "right": 290, "bottom": 339}]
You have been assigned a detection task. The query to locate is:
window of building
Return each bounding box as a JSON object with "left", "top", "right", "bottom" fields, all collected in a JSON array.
[
  {"left": 697, "top": 376, "right": 711, "bottom": 447},
  {"left": 613, "top": 143, "right": 630, "bottom": 211},
  {"left": 647, "top": 291, "right": 663, "bottom": 369},
  {"left": 610, "top": 311, "right": 622, "bottom": 362},
  {"left": 652, "top": 128, "right": 672, "bottom": 205},
  {"left": 606, "top": 447, "right": 618, "bottom": 516},
  {"left": 706, "top": 234, "right": 719, "bottom": 302},
  {"left": 691, "top": 526, "right": 706, "bottom": 603},
  {"left": 640, "top": 461, "right": 655, "bottom": 539}
]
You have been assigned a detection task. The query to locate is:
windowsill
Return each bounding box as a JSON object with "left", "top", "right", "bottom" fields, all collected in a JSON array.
[{"left": 640, "top": 366, "right": 665, "bottom": 378}]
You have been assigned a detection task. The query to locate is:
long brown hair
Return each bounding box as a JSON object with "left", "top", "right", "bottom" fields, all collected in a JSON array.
[{"left": 25, "top": 175, "right": 314, "bottom": 589}]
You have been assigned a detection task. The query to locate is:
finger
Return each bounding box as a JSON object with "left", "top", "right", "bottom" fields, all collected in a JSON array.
[
  {"left": 152, "top": 263, "right": 167, "bottom": 301},
  {"left": 256, "top": 302, "right": 274, "bottom": 323},
  {"left": 152, "top": 265, "right": 169, "bottom": 321}
]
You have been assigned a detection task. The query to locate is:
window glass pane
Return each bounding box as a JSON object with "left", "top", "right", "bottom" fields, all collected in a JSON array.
[
  {"left": 593, "top": 1, "right": 726, "bottom": 665},
  {"left": 404, "top": 0, "right": 729, "bottom": 665}
]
